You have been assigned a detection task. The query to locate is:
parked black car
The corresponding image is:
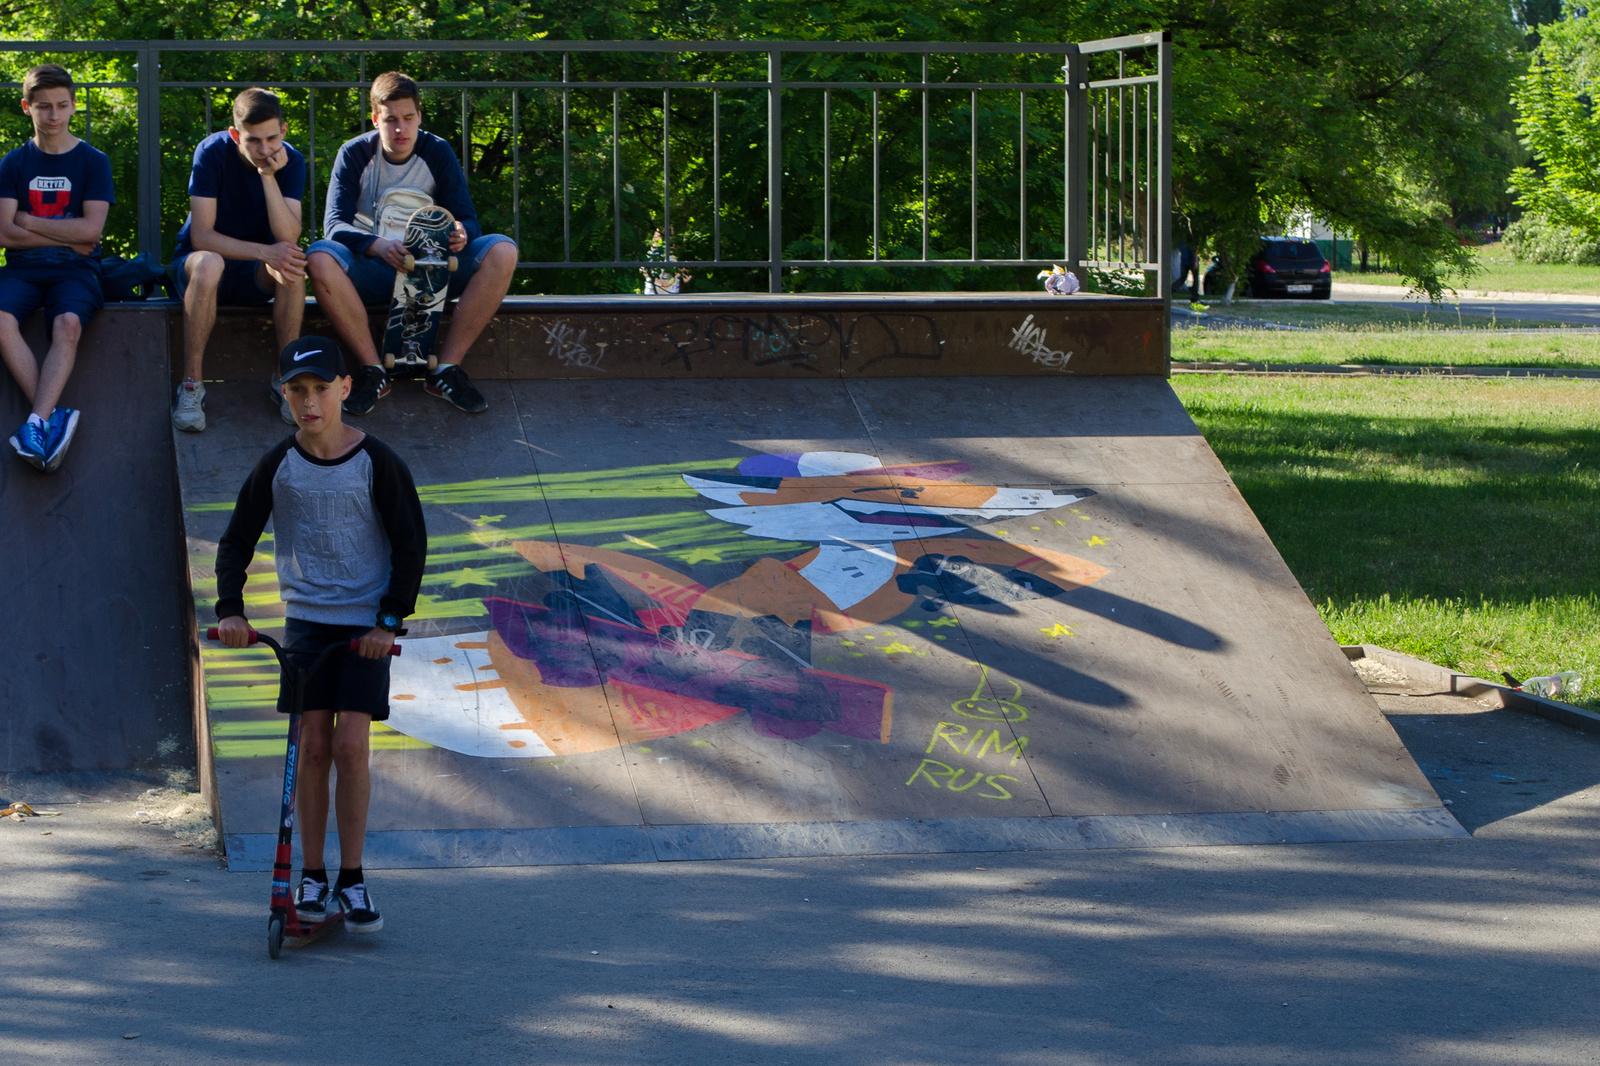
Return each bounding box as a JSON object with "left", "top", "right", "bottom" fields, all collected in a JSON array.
[{"left": 1245, "top": 238, "right": 1332, "bottom": 298}]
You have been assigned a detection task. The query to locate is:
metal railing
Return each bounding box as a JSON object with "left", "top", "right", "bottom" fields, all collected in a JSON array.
[{"left": 0, "top": 36, "right": 1168, "bottom": 296}]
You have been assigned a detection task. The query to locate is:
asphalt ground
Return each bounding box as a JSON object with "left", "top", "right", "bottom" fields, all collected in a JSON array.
[
  {"left": 1332, "top": 286, "right": 1600, "bottom": 327},
  {"left": 3, "top": 678, "right": 1597, "bottom": 1066}
]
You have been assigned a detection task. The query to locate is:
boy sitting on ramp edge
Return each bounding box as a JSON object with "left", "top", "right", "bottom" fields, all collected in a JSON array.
[
  {"left": 0, "top": 63, "right": 113, "bottom": 472},
  {"left": 309, "top": 70, "right": 516, "bottom": 417},
  {"left": 214, "top": 336, "right": 427, "bottom": 932}
]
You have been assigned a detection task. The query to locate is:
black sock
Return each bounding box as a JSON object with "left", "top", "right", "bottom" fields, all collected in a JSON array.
[
  {"left": 336, "top": 866, "right": 364, "bottom": 890},
  {"left": 301, "top": 867, "right": 328, "bottom": 884}
]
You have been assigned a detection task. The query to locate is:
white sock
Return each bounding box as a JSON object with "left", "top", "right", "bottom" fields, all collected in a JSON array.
[{"left": 27, "top": 413, "right": 45, "bottom": 428}]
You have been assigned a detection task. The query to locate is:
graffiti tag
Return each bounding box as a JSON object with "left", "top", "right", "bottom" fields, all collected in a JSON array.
[
  {"left": 543, "top": 320, "right": 606, "bottom": 371},
  {"left": 1008, "top": 313, "right": 1072, "bottom": 371}
]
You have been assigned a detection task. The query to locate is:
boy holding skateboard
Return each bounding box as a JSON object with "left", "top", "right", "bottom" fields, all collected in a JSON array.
[
  {"left": 170, "top": 88, "right": 307, "bottom": 432},
  {"left": 308, "top": 71, "right": 516, "bottom": 417},
  {"left": 214, "top": 335, "right": 427, "bottom": 933},
  {"left": 0, "top": 64, "right": 113, "bottom": 473}
]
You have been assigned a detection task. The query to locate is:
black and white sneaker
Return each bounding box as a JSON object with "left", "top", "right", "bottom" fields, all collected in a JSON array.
[
  {"left": 344, "top": 364, "right": 391, "bottom": 417},
  {"left": 295, "top": 876, "right": 331, "bottom": 923},
  {"left": 424, "top": 363, "right": 488, "bottom": 413},
  {"left": 338, "top": 881, "right": 383, "bottom": 934}
]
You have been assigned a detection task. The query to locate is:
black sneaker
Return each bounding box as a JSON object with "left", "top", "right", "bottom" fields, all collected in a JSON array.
[
  {"left": 294, "top": 876, "right": 330, "bottom": 922},
  {"left": 425, "top": 363, "right": 488, "bottom": 413},
  {"left": 344, "top": 364, "right": 391, "bottom": 416},
  {"left": 337, "top": 881, "right": 383, "bottom": 934}
]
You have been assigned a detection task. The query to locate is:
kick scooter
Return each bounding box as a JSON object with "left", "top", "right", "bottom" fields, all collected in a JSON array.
[{"left": 205, "top": 626, "right": 402, "bottom": 959}]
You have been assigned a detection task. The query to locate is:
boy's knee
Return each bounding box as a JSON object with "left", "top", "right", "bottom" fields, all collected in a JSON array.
[
  {"left": 0, "top": 310, "right": 19, "bottom": 334},
  {"left": 307, "top": 251, "right": 342, "bottom": 282},
  {"left": 299, "top": 727, "right": 333, "bottom": 766},
  {"left": 484, "top": 240, "right": 517, "bottom": 272},
  {"left": 53, "top": 314, "right": 82, "bottom": 343},
  {"left": 331, "top": 724, "right": 370, "bottom": 767},
  {"left": 187, "top": 251, "right": 224, "bottom": 289}
]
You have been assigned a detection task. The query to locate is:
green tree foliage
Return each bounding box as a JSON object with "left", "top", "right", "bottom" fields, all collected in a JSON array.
[
  {"left": 0, "top": 0, "right": 1521, "bottom": 297},
  {"left": 1511, "top": 12, "right": 1600, "bottom": 244}
]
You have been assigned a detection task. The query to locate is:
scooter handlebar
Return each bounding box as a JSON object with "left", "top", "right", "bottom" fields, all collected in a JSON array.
[{"left": 204, "top": 627, "right": 401, "bottom": 656}]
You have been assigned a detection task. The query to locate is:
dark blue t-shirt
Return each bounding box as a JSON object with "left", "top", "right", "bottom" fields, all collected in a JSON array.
[
  {"left": 173, "top": 131, "right": 306, "bottom": 256},
  {"left": 0, "top": 139, "right": 115, "bottom": 268}
]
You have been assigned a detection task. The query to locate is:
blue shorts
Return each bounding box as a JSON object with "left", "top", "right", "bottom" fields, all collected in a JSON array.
[
  {"left": 0, "top": 258, "right": 103, "bottom": 328},
  {"left": 308, "top": 234, "right": 514, "bottom": 307},
  {"left": 171, "top": 252, "right": 274, "bottom": 307},
  {"left": 276, "top": 617, "right": 392, "bottom": 721}
]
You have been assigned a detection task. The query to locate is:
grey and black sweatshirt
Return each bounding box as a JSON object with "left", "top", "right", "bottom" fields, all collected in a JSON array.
[{"left": 214, "top": 434, "right": 427, "bottom": 627}]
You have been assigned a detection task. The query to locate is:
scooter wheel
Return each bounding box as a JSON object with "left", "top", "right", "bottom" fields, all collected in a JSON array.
[
  {"left": 446, "top": 256, "right": 459, "bottom": 273},
  {"left": 402, "top": 253, "right": 416, "bottom": 273},
  {"left": 267, "top": 914, "right": 285, "bottom": 960}
]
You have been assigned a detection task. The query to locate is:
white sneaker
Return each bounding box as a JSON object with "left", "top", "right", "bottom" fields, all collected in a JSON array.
[
  {"left": 267, "top": 374, "right": 296, "bottom": 426},
  {"left": 171, "top": 380, "right": 206, "bottom": 432}
]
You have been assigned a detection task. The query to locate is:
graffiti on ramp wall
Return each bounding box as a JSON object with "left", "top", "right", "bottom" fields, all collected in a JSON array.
[{"left": 378, "top": 451, "right": 1108, "bottom": 757}]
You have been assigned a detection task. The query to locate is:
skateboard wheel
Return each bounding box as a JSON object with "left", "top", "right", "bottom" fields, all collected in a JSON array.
[
  {"left": 402, "top": 253, "right": 415, "bottom": 273},
  {"left": 383, "top": 353, "right": 396, "bottom": 370},
  {"left": 267, "top": 914, "right": 284, "bottom": 959},
  {"left": 446, "top": 256, "right": 459, "bottom": 273},
  {"left": 427, "top": 355, "right": 438, "bottom": 371}
]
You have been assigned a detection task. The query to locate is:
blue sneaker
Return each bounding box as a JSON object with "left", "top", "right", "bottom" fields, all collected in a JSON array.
[
  {"left": 8, "top": 418, "right": 49, "bottom": 471},
  {"left": 43, "top": 407, "right": 79, "bottom": 473}
]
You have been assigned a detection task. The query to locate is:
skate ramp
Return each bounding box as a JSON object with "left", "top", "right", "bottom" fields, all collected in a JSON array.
[
  {"left": 177, "top": 375, "right": 1461, "bottom": 870},
  {"left": 1, "top": 307, "right": 193, "bottom": 777}
]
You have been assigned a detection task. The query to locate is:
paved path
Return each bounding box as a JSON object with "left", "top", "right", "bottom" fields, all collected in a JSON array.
[
  {"left": 1329, "top": 283, "right": 1600, "bottom": 327},
  {"left": 3, "top": 679, "right": 1597, "bottom": 1065}
]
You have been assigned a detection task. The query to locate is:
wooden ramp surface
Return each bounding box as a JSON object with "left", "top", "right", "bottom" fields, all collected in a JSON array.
[{"left": 175, "top": 376, "right": 1461, "bottom": 870}]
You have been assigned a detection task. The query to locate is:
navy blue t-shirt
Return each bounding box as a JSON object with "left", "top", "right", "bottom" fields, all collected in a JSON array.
[
  {"left": 173, "top": 131, "right": 306, "bottom": 256},
  {"left": 0, "top": 139, "right": 114, "bottom": 268}
]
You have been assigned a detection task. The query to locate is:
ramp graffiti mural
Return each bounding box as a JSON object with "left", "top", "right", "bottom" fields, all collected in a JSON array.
[{"left": 194, "top": 451, "right": 1112, "bottom": 762}]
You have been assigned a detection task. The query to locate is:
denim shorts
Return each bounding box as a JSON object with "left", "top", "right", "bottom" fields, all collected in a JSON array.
[
  {"left": 171, "top": 252, "right": 275, "bottom": 307},
  {"left": 0, "top": 257, "right": 103, "bottom": 327},
  {"left": 276, "top": 617, "right": 392, "bottom": 720},
  {"left": 307, "top": 233, "right": 515, "bottom": 306}
]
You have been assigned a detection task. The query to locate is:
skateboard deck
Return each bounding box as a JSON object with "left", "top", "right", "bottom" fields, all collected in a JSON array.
[{"left": 381, "top": 205, "right": 457, "bottom": 379}]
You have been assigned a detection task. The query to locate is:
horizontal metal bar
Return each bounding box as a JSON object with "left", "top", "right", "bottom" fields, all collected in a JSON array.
[
  {"left": 0, "top": 39, "right": 1079, "bottom": 55},
  {"left": 0, "top": 82, "right": 136, "bottom": 89},
  {"left": 1079, "top": 260, "right": 1160, "bottom": 270},
  {"left": 1085, "top": 75, "right": 1159, "bottom": 90},
  {"left": 156, "top": 79, "right": 1072, "bottom": 92},
  {"left": 1078, "top": 32, "right": 1166, "bottom": 54},
  {"left": 515, "top": 258, "right": 1111, "bottom": 270}
]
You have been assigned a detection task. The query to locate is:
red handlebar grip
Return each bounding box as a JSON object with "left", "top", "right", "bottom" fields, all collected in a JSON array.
[
  {"left": 205, "top": 626, "right": 258, "bottom": 644},
  {"left": 347, "top": 638, "right": 403, "bottom": 657}
]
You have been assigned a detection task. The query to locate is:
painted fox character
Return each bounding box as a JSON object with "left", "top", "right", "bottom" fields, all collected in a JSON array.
[{"left": 386, "top": 452, "right": 1109, "bottom": 758}]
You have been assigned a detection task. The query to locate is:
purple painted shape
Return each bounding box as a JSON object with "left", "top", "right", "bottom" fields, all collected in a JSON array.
[
  {"left": 486, "top": 597, "right": 889, "bottom": 743},
  {"left": 737, "top": 453, "right": 803, "bottom": 477}
]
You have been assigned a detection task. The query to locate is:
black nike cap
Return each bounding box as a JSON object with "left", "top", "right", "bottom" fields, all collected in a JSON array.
[{"left": 278, "top": 336, "right": 348, "bottom": 382}]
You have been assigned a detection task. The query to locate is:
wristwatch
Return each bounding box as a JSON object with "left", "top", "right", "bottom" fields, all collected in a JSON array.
[{"left": 376, "top": 611, "right": 403, "bottom": 634}]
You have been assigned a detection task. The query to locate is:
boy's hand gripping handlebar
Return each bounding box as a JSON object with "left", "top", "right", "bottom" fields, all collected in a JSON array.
[{"left": 205, "top": 626, "right": 403, "bottom": 656}]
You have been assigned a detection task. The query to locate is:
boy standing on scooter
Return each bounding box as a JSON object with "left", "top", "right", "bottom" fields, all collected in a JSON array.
[{"left": 213, "top": 335, "right": 426, "bottom": 934}]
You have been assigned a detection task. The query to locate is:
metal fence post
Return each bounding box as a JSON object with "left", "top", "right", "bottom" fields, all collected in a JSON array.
[
  {"left": 136, "top": 42, "right": 161, "bottom": 261},
  {"left": 1064, "top": 47, "right": 1086, "bottom": 283},
  {"left": 1157, "top": 31, "right": 1173, "bottom": 371},
  {"left": 768, "top": 49, "right": 782, "bottom": 293}
]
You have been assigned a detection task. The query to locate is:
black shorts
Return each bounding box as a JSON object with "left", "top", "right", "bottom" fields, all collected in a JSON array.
[
  {"left": 276, "top": 618, "right": 391, "bottom": 721},
  {"left": 0, "top": 259, "right": 104, "bottom": 328}
]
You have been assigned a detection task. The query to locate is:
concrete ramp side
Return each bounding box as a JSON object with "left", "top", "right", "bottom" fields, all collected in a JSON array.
[
  {"left": 1, "top": 307, "right": 193, "bottom": 777},
  {"left": 178, "top": 370, "right": 1460, "bottom": 871}
]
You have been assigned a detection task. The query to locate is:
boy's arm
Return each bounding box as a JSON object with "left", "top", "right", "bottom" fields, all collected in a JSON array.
[
  {"left": 0, "top": 197, "right": 58, "bottom": 249},
  {"left": 187, "top": 197, "right": 305, "bottom": 279},
  {"left": 258, "top": 145, "right": 303, "bottom": 245},
  {"left": 214, "top": 444, "right": 290, "bottom": 620},
  {"left": 14, "top": 199, "right": 108, "bottom": 247},
  {"left": 424, "top": 138, "right": 482, "bottom": 243},
  {"left": 324, "top": 140, "right": 379, "bottom": 256},
  {"left": 368, "top": 442, "right": 428, "bottom": 622}
]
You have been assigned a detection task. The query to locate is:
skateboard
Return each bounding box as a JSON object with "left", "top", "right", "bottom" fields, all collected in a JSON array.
[
  {"left": 205, "top": 625, "right": 402, "bottom": 958},
  {"left": 381, "top": 205, "right": 458, "bottom": 379}
]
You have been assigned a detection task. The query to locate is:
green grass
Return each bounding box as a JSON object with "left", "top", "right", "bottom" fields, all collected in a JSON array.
[
  {"left": 1190, "top": 301, "right": 1562, "bottom": 331},
  {"left": 1172, "top": 375, "right": 1600, "bottom": 708},
  {"left": 1337, "top": 244, "right": 1600, "bottom": 297},
  {"left": 1174, "top": 323, "right": 1600, "bottom": 369}
]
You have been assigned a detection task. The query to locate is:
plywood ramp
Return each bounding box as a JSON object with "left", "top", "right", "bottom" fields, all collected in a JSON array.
[{"left": 176, "top": 375, "right": 1460, "bottom": 870}]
